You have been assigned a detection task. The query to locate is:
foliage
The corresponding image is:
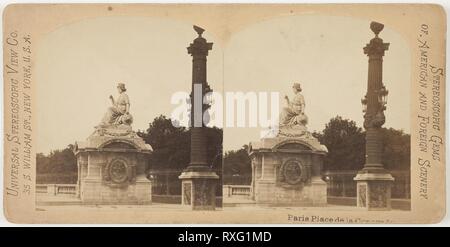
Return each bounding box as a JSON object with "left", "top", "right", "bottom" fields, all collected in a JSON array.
[
  {"left": 36, "top": 145, "right": 77, "bottom": 184},
  {"left": 223, "top": 116, "right": 411, "bottom": 184},
  {"left": 36, "top": 173, "right": 78, "bottom": 184},
  {"left": 139, "top": 115, "right": 191, "bottom": 171},
  {"left": 36, "top": 115, "right": 223, "bottom": 187},
  {"left": 313, "top": 116, "right": 366, "bottom": 171},
  {"left": 223, "top": 145, "right": 251, "bottom": 185},
  {"left": 138, "top": 115, "right": 223, "bottom": 196},
  {"left": 138, "top": 115, "right": 223, "bottom": 172},
  {"left": 381, "top": 128, "right": 411, "bottom": 170},
  {"left": 35, "top": 115, "right": 409, "bottom": 186},
  {"left": 313, "top": 116, "right": 410, "bottom": 171}
]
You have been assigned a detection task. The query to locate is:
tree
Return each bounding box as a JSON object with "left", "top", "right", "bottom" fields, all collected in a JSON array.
[
  {"left": 138, "top": 115, "right": 223, "bottom": 195},
  {"left": 36, "top": 145, "right": 77, "bottom": 184},
  {"left": 313, "top": 116, "right": 366, "bottom": 171},
  {"left": 222, "top": 116, "right": 411, "bottom": 183},
  {"left": 138, "top": 115, "right": 223, "bottom": 172},
  {"left": 314, "top": 116, "right": 411, "bottom": 171},
  {"left": 204, "top": 127, "right": 224, "bottom": 172},
  {"left": 139, "top": 115, "right": 191, "bottom": 171},
  {"left": 381, "top": 128, "right": 411, "bottom": 170},
  {"left": 223, "top": 145, "right": 251, "bottom": 185}
]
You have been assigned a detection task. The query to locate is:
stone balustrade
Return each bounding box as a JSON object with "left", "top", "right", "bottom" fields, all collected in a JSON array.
[
  {"left": 223, "top": 185, "right": 252, "bottom": 198},
  {"left": 36, "top": 184, "right": 78, "bottom": 197}
]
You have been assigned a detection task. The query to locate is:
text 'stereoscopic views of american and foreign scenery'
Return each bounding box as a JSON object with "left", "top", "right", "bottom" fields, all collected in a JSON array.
[{"left": 2, "top": 4, "right": 446, "bottom": 223}]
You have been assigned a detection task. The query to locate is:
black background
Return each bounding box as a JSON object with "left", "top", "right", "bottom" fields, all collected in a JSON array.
[{"left": 0, "top": 227, "right": 444, "bottom": 246}]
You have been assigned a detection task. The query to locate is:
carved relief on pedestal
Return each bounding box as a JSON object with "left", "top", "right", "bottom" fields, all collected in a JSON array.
[
  {"left": 369, "top": 182, "right": 388, "bottom": 208},
  {"left": 194, "top": 182, "right": 210, "bottom": 206},
  {"left": 102, "top": 158, "right": 136, "bottom": 188},
  {"left": 358, "top": 184, "right": 367, "bottom": 207},
  {"left": 277, "top": 158, "right": 310, "bottom": 188},
  {"left": 282, "top": 160, "right": 304, "bottom": 184},
  {"left": 183, "top": 183, "right": 192, "bottom": 205}
]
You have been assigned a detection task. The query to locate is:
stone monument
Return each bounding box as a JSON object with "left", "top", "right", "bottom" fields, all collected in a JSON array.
[
  {"left": 248, "top": 83, "right": 328, "bottom": 206},
  {"left": 73, "top": 83, "right": 153, "bottom": 204},
  {"left": 354, "top": 21, "right": 394, "bottom": 210},
  {"left": 179, "top": 26, "right": 219, "bottom": 210}
]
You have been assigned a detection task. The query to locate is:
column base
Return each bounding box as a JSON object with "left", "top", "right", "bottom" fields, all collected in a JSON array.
[
  {"left": 179, "top": 169, "right": 219, "bottom": 210},
  {"left": 354, "top": 169, "right": 394, "bottom": 211}
]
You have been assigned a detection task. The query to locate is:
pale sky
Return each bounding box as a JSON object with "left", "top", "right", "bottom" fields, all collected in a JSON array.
[
  {"left": 223, "top": 15, "right": 410, "bottom": 151},
  {"left": 36, "top": 16, "right": 223, "bottom": 154},
  {"left": 36, "top": 15, "right": 410, "bottom": 154}
]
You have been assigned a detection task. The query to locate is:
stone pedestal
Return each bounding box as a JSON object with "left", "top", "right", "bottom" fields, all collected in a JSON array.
[
  {"left": 74, "top": 125, "right": 153, "bottom": 204},
  {"left": 179, "top": 168, "right": 219, "bottom": 210},
  {"left": 248, "top": 135, "right": 328, "bottom": 206},
  {"left": 354, "top": 169, "right": 394, "bottom": 210}
]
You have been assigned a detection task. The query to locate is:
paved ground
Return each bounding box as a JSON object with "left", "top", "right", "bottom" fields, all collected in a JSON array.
[
  {"left": 36, "top": 195, "right": 357, "bottom": 212},
  {"left": 36, "top": 195, "right": 80, "bottom": 202},
  {"left": 36, "top": 203, "right": 361, "bottom": 212},
  {"left": 36, "top": 195, "right": 195, "bottom": 210},
  {"left": 36, "top": 195, "right": 404, "bottom": 211},
  {"left": 223, "top": 204, "right": 359, "bottom": 211},
  {"left": 36, "top": 203, "right": 197, "bottom": 212}
]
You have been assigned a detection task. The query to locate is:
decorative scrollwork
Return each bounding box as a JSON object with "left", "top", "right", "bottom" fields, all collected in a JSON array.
[
  {"left": 278, "top": 159, "right": 309, "bottom": 186},
  {"left": 103, "top": 158, "right": 133, "bottom": 187}
]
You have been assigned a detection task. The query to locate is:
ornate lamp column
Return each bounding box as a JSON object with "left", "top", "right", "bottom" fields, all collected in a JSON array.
[
  {"left": 354, "top": 22, "right": 394, "bottom": 211},
  {"left": 179, "top": 25, "right": 219, "bottom": 210}
]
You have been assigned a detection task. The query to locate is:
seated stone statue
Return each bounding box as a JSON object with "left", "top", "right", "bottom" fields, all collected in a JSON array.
[
  {"left": 99, "top": 83, "right": 133, "bottom": 127},
  {"left": 280, "top": 83, "right": 308, "bottom": 127},
  {"left": 278, "top": 83, "right": 311, "bottom": 138}
]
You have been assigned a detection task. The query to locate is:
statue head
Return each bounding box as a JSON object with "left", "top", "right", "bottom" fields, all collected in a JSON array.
[
  {"left": 292, "top": 83, "right": 302, "bottom": 93},
  {"left": 117, "top": 83, "right": 126, "bottom": 93}
]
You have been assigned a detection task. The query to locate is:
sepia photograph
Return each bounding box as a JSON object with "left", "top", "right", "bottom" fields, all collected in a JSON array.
[
  {"left": 222, "top": 16, "right": 411, "bottom": 212},
  {"left": 2, "top": 4, "right": 446, "bottom": 224},
  {"left": 34, "top": 18, "right": 224, "bottom": 211}
]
